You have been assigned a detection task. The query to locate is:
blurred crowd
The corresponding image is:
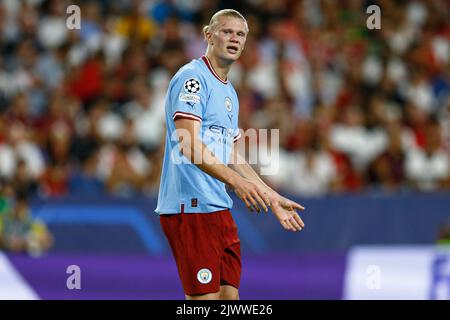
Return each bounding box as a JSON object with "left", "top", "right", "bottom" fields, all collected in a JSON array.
[
  {"left": 0, "top": 178, "right": 52, "bottom": 254},
  {"left": 0, "top": 0, "right": 449, "bottom": 206}
]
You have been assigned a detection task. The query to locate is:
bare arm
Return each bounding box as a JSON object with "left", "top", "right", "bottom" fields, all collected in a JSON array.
[
  {"left": 229, "top": 145, "right": 274, "bottom": 195},
  {"left": 174, "top": 119, "right": 270, "bottom": 213},
  {"left": 229, "top": 144, "right": 306, "bottom": 232}
]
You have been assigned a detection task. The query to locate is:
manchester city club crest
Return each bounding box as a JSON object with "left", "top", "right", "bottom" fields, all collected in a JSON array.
[
  {"left": 197, "top": 268, "right": 212, "bottom": 284},
  {"left": 225, "top": 97, "right": 232, "bottom": 112}
]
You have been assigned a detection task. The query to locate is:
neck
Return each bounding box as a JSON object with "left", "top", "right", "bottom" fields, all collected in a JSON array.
[{"left": 205, "top": 52, "right": 231, "bottom": 81}]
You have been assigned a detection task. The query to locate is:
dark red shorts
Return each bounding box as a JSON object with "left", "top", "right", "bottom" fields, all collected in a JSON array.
[{"left": 160, "top": 209, "right": 241, "bottom": 296}]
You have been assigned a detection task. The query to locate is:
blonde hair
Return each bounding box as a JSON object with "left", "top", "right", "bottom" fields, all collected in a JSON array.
[{"left": 202, "top": 9, "right": 248, "bottom": 37}]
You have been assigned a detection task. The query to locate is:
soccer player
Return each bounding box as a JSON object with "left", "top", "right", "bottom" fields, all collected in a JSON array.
[{"left": 156, "top": 9, "right": 306, "bottom": 300}]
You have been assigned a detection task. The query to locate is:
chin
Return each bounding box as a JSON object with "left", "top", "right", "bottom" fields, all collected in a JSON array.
[{"left": 222, "top": 52, "right": 240, "bottom": 64}]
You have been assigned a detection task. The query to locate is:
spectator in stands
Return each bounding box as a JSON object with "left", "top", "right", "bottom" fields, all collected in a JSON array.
[
  {"left": 0, "top": 179, "right": 13, "bottom": 249},
  {"left": 405, "top": 117, "right": 450, "bottom": 191},
  {"left": 281, "top": 144, "right": 338, "bottom": 197},
  {"left": 122, "top": 75, "right": 165, "bottom": 152},
  {"left": 330, "top": 104, "right": 388, "bottom": 173},
  {"left": 0, "top": 121, "right": 45, "bottom": 181},
  {"left": 368, "top": 121, "right": 406, "bottom": 192},
  {"left": 69, "top": 150, "right": 104, "bottom": 195},
  {"left": 0, "top": 190, "right": 53, "bottom": 255},
  {"left": 114, "top": 1, "right": 157, "bottom": 43},
  {"left": 40, "top": 160, "right": 70, "bottom": 197},
  {"left": 12, "top": 159, "right": 38, "bottom": 198},
  {"left": 97, "top": 119, "right": 150, "bottom": 196}
]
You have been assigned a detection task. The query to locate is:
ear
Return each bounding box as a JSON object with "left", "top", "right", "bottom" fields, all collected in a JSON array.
[{"left": 205, "top": 32, "right": 213, "bottom": 46}]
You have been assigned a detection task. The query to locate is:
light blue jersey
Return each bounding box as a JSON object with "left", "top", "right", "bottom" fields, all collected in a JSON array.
[{"left": 155, "top": 56, "right": 241, "bottom": 214}]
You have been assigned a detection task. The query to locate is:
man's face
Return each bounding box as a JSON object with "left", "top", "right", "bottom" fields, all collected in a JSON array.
[{"left": 208, "top": 16, "right": 248, "bottom": 64}]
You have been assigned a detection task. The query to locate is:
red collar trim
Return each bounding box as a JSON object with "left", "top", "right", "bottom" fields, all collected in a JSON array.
[{"left": 201, "top": 55, "right": 228, "bottom": 84}]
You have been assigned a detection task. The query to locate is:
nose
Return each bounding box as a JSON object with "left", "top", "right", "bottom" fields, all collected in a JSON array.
[{"left": 230, "top": 36, "right": 239, "bottom": 44}]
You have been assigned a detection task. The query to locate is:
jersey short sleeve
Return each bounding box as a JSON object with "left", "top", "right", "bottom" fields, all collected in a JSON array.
[{"left": 169, "top": 68, "right": 207, "bottom": 123}]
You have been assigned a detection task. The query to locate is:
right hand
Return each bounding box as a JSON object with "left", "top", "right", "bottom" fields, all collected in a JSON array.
[{"left": 231, "top": 177, "right": 271, "bottom": 213}]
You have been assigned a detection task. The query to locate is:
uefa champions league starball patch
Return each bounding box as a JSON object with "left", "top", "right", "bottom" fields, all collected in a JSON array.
[{"left": 184, "top": 78, "right": 201, "bottom": 94}]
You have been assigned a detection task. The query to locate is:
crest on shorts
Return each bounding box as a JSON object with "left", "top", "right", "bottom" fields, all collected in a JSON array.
[
  {"left": 184, "top": 78, "right": 201, "bottom": 94},
  {"left": 225, "top": 97, "right": 232, "bottom": 112},
  {"left": 197, "top": 268, "right": 212, "bottom": 284}
]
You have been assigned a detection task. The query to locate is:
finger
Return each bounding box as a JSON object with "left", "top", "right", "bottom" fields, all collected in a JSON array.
[
  {"left": 286, "top": 200, "right": 305, "bottom": 211},
  {"left": 252, "top": 190, "right": 268, "bottom": 212},
  {"left": 289, "top": 216, "right": 303, "bottom": 231},
  {"left": 283, "top": 218, "right": 296, "bottom": 232},
  {"left": 247, "top": 194, "right": 261, "bottom": 213},
  {"left": 292, "top": 212, "right": 305, "bottom": 228},
  {"left": 262, "top": 192, "right": 271, "bottom": 208},
  {"left": 280, "top": 219, "right": 291, "bottom": 231},
  {"left": 242, "top": 197, "right": 254, "bottom": 212},
  {"left": 287, "top": 218, "right": 299, "bottom": 232}
]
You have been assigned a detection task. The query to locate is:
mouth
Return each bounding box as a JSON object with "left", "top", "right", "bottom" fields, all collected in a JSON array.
[{"left": 226, "top": 45, "right": 239, "bottom": 54}]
